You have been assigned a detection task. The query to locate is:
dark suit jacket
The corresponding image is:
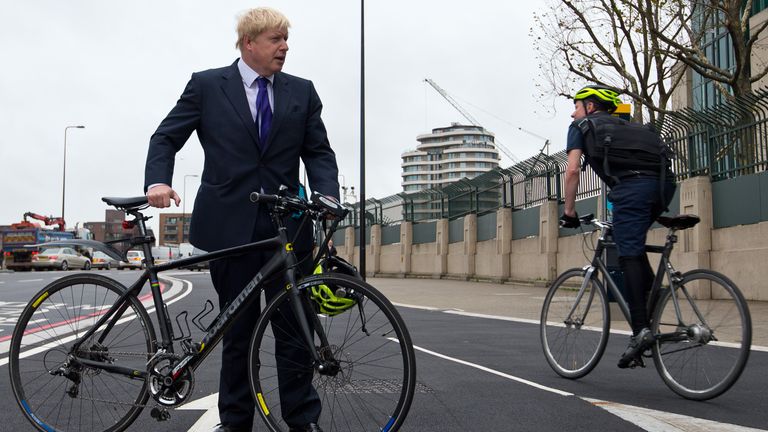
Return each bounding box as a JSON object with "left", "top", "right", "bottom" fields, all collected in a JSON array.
[{"left": 144, "top": 60, "right": 339, "bottom": 252}]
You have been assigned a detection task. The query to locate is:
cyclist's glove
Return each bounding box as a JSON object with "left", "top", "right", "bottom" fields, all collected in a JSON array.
[{"left": 559, "top": 212, "right": 580, "bottom": 228}]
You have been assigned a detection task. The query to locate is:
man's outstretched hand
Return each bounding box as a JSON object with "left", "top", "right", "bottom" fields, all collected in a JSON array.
[{"left": 147, "top": 184, "right": 181, "bottom": 208}]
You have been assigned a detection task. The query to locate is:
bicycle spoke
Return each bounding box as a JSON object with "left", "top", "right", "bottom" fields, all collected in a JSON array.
[{"left": 10, "top": 274, "right": 155, "bottom": 432}]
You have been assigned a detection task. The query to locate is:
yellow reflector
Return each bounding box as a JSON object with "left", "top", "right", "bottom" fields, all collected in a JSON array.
[
  {"left": 257, "top": 393, "right": 270, "bottom": 416},
  {"left": 32, "top": 292, "right": 49, "bottom": 308}
]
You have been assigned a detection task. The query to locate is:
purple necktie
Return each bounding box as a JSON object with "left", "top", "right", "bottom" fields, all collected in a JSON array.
[{"left": 256, "top": 77, "right": 272, "bottom": 149}]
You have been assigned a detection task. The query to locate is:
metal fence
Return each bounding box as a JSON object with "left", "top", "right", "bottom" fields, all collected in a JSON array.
[
  {"left": 658, "top": 88, "right": 768, "bottom": 181},
  {"left": 338, "top": 89, "right": 768, "bottom": 227}
]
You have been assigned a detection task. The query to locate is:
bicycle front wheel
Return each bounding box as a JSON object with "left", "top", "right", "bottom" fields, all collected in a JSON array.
[
  {"left": 540, "top": 268, "right": 610, "bottom": 379},
  {"left": 249, "top": 273, "right": 416, "bottom": 432},
  {"left": 651, "top": 269, "right": 751, "bottom": 400},
  {"left": 9, "top": 274, "right": 156, "bottom": 432}
]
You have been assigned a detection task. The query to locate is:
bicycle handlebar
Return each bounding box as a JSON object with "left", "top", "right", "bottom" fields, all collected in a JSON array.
[{"left": 249, "top": 190, "right": 348, "bottom": 220}]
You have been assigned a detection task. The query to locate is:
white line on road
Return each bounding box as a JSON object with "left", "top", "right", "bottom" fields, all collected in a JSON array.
[
  {"left": 177, "top": 393, "right": 220, "bottom": 432},
  {"left": 0, "top": 275, "right": 193, "bottom": 366},
  {"left": 584, "top": 397, "right": 767, "bottom": 432},
  {"left": 410, "top": 342, "right": 573, "bottom": 397},
  {"left": 439, "top": 308, "right": 768, "bottom": 352},
  {"left": 18, "top": 279, "right": 43, "bottom": 283}
]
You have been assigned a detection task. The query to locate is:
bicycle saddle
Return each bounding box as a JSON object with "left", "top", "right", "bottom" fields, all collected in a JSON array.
[
  {"left": 656, "top": 214, "right": 700, "bottom": 230},
  {"left": 102, "top": 196, "right": 149, "bottom": 210}
]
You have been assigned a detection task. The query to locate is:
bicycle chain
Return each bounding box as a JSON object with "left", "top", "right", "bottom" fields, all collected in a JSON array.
[{"left": 68, "top": 349, "right": 156, "bottom": 409}]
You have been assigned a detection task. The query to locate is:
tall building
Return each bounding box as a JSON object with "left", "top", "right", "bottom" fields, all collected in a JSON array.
[
  {"left": 401, "top": 123, "right": 500, "bottom": 193},
  {"left": 157, "top": 213, "right": 192, "bottom": 246}
]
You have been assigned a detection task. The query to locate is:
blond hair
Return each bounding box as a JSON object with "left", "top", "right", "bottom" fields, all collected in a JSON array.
[{"left": 235, "top": 7, "right": 291, "bottom": 50}]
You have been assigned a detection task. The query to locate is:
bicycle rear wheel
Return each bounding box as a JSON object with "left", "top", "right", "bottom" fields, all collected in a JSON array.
[
  {"left": 651, "top": 269, "right": 751, "bottom": 400},
  {"left": 540, "top": 268, "right": 610, "bottom": 379},
  {"left": 9, "top": 274, "right": 156, "bottom": 432},
  {"left": 249, "top": 273, "right": 416, "bottom": 432}
]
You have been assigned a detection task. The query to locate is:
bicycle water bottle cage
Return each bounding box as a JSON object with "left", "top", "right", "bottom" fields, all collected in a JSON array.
[{"left": 310, "top": 264, "right": 357, "bottom": 316}]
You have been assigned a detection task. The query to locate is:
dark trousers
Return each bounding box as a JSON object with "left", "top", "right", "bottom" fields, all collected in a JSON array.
[
  {"left": 209, "top": 211, "right": 320, "bottom": 428},
  {"left": 610, "top": 178, "right": 676, "bottom": 332}
]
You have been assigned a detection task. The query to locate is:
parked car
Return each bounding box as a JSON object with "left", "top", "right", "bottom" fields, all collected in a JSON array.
[
  {"left": 118, "top": 250, "right": 145, "bottom": 270},
  {"left": 32, "top": 247, "right": 91, "bottom": 271},
  {"left": 91, "top": 251, "right": 118, "bottom": 270}
]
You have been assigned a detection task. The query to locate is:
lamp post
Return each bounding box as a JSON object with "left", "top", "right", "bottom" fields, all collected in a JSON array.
[
  {"left": 62, "top": 125, "right": 85, "bottom": 224},
  {"left": 182, "top": 174, "right": 199, "bottom": 243}
]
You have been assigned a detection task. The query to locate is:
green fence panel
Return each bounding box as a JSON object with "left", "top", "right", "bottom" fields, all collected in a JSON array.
[
  {"left": 381, "top": 225, "right": 401, "bottom": 245},
  {"left": 413, "top": 221, "right": 437, "bottom": 244},
  {"left": 712, "top": 174, "right": 762, "bottom": 228},
  {"left": 449, "top": 217, "right": 464, "bottom": 243},
  {"left": 512, "top": 206, "right": 539, "bottom": 240},
  {"left": 477, "top": 212, "right": 497, "bottom": 242}
]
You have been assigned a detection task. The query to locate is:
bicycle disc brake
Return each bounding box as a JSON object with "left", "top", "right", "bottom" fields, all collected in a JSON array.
[{"left": 148, "top": 354, "right": 195, "bottom": 406}]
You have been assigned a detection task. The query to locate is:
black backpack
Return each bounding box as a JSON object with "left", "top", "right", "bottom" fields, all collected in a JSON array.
[{"left": 575, "top": 113, "right": 672, "bottom": 187}]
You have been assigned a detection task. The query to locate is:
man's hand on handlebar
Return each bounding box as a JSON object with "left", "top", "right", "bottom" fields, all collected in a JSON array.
[
  {"left": 559, "top": 212, "right": 580, "bottom": 229},
  {"left": 147, "top": 184, "right": 180, "bottom": 208}
]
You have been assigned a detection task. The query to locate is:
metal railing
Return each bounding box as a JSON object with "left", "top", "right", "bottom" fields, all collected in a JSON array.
[{"left": 337, "top": 89, "right": 768, "bottom": 227}]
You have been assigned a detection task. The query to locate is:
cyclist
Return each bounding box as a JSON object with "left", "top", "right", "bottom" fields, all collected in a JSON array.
[{"left": 560, "top": 84, "right": 676, "bottom": 368}]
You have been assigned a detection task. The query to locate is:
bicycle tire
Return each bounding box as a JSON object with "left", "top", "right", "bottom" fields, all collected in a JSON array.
[
  {"left": 650, "top": 269, "right": 751, "bottom": 400},
  {"left": 9, "top": 274, "right": 156, "bottom": 432},
  {"left": 249, "top": 273, "right": 416, "bottom": 432},
  {"left": 540, "top": 267, "right": 610, "bottom": 379}
]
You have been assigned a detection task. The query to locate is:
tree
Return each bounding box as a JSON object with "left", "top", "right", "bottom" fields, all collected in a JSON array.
[{"left": 532, "top": 0, "right": 768, "bottom": 123}]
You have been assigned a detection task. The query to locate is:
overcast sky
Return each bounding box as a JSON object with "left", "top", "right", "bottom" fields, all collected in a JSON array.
[{"left": 0, "top": 0, "right": 572, "bottom": 236}]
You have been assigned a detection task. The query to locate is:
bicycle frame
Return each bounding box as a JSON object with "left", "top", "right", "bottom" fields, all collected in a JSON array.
[
  {"left": 571, "top": 222, "right": 693, "bottom": 336},
  {"left": 68, "top": 208, "right": 337, "bottom": 383}
]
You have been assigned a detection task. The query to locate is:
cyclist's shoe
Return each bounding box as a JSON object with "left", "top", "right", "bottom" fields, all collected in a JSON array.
[{"left": 618, "top": 327, "right": 654, "bottom": 369}]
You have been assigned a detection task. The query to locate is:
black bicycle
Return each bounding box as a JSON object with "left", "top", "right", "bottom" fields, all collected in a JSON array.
[
  {"left": 540, "top": 213, "right": 751, "bottom": 400},
  {"left": 9, "top": 188, "right": 416, "bottom": 432}
]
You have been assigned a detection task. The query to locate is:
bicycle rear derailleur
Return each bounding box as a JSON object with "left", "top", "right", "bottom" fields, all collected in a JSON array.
[{"left": 148, "top": 353, "right": 195, "bottom": 407}]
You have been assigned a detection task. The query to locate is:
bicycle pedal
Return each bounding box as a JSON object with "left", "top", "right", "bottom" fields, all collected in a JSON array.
[
  {"left": 629, "top": 357, "right": 646, "bottom": 369},
  {"left": 150, "top": 407, "right": 171, "bottom": 422}
]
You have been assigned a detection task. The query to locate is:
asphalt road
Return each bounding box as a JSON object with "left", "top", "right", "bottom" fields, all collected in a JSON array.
[{"left": 0, "top": 269, "right": 766, "bottom": 431}]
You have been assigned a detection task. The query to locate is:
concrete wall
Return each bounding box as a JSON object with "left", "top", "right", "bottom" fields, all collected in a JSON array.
[{"left": 338, "top": 176, "right": 768, "bottom": 300}]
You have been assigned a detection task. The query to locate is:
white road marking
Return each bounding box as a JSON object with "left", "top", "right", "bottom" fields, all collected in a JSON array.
[
  {"left": 0, "top": 275, "right": 193, "bottom": 365},
  {"left": 397, "top": 305, "right": 765, "bottom": 431},
  {"left": 584, "top": 398, "right": 767, "bottom": 432},
  {"left": 410, "top": 342, "right": 573, "bottom": 397},
  {"left": 177, "top": 393, "right": 220, "bottom": 432},
  {"left": 18, "top": 279, "right": 43, "bottom": 283},
  {"left": 439, "top": 308, "right": 768, "bottom": 352}
]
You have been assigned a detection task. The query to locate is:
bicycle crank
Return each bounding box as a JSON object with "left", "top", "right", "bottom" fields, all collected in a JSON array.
[{"left": 148, "top": 354, "right": 195, "bottom": 406}]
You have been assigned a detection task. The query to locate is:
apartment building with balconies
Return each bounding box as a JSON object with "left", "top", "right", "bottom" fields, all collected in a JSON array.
[{"left": 401, "top": 123, "right": 500, "bottom": 193}]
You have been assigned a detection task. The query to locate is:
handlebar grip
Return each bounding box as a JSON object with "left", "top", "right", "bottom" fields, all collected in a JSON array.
[{"left": 249, "top": 192, "right": 278, "bottom": 204}]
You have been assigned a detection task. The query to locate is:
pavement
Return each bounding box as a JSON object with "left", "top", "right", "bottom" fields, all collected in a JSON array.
[{"left": 369, "top": 276, "right": 768, "bottom": 349}]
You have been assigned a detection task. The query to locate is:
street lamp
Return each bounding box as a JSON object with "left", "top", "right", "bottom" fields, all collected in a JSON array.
[
  {"left": 182, "top": 174, "right": 199, "bottom": 243},
  {"left": 62, "top": 125, "right": 85, "bottom": 225}
]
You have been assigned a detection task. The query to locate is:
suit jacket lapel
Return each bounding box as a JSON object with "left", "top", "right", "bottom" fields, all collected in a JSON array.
[
  {"left": 220, "top": 61, "right": 261, "bottom": 151},
  {"left": 262, "top": 72, "right": 292, "bottom": 156}
]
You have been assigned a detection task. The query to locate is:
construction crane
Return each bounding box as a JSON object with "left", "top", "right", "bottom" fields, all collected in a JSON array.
[
  {"left": 424, "top": 78, "right": 520, "bottom": 164},
  {"left": 20, "top": 212, "right": 66, "bottom": 231}
]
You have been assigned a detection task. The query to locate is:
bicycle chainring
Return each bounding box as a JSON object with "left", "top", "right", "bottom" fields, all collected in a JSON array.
[{"left": 148, "top": 354, "right": 195, "bottom": 406}]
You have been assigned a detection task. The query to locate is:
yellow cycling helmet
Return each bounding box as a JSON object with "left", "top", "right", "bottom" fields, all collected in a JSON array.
[
  {"left": 310, "top": 263, "right": 357, "bottom": 316},
  {"left": 573, "top": 85, "right": 622, "bottom": 113}
]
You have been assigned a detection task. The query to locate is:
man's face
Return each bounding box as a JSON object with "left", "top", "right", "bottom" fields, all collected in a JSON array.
[
  {"left": 571, "top": 100, "right": 588, "bottom": 120},
  {"left": 242, "top": 28, "right": 289, "bottom": 76}
]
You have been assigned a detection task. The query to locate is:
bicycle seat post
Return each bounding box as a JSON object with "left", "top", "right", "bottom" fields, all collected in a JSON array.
[{"left": 126, "top": 209, "right": 155, "bottom": 268}]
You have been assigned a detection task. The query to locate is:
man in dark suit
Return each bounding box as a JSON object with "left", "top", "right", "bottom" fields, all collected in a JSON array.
[{"left": 144, "top": 7, "right": 338, "bottom": 432}]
